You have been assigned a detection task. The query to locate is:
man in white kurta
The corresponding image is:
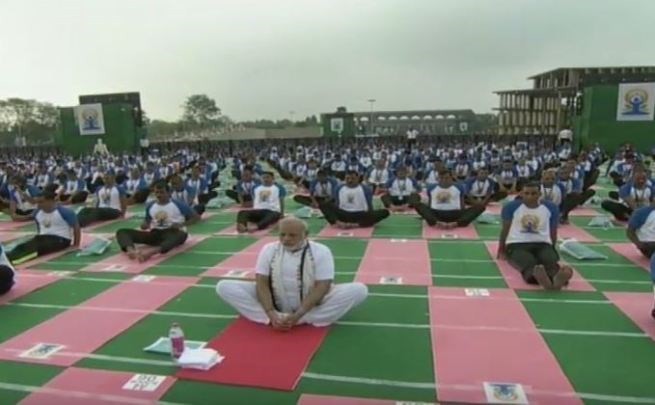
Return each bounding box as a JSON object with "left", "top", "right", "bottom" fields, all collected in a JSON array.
[{"left": 216, "top": 217, "right": 368, "bottom": 328}]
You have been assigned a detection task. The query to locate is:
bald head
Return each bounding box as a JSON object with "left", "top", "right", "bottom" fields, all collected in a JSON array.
[{"left": 278, "top": 216, "right": 309, "bottom": 249}]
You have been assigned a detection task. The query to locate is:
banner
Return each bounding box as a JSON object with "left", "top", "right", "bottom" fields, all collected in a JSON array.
[
  {"left": 330, "top": 118, "right": 344, "bottom": 134},
  {"left": 616, "top": 82, "right": 655, "bottom": 121},
  {"left": 76, "top": 103, "right": 106, "bottom": 135}
]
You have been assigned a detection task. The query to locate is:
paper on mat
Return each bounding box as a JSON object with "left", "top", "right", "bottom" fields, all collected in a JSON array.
[
  {"left": 177, "top": 348, "right": 224, "bottom": 370},
  {"left": 122, "top": 374, "right": 166, "bottom": 392},
  {"left": 483, "top": 382, "right": 528, "bottom": 404},
  {"left": 143, "top": 337, "right": 207, "bottom": 355}
]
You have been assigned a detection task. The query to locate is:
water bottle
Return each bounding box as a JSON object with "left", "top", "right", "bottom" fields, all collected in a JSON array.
[{"left": 169, "top": 323, "right": 185, "bottom": 360}]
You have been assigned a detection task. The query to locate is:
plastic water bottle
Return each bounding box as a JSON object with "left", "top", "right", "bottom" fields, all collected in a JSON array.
[{"left": 169, "top": 323, "right": 185, "bottom": 360}]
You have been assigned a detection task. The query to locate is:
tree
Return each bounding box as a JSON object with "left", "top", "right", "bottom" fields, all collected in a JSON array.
[{"left": 181, "top": 94, "right": 222, "bottom": 129}]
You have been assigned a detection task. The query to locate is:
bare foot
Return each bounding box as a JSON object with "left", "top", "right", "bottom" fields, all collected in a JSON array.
[
  {"left": 126, "top": 248, "right": 138, "bottom": 261},
  {"left": 533, "top": 265, "right": 554, "bottom": 290},
  {"left": 552, "top": 265, "right": 573, "bottom": 290},
  {"left": 236, "top": 223, "right": 247, "bottom": 233},
  {"left": 137, "top": 247, "right": 159, "bottom": 263},
  {"left": 246, "top": 223, "right": 259, "bottom": 233},
  {"left": 435, "top": 221, "right": 448, "bottom": 229},
  {"left": 444, "top": 222, "right": 458, "bottom": 230},
  {"left": 335, "top": 221, "right": 348, "bottom": 229}
]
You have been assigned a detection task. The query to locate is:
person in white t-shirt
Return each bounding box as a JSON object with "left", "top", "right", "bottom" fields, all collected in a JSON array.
[
  {"left": 77, "top": 173, "right": 127, "bottom": 227},
  {"left": 216, "top": 217, "right": 367, "bottom": 328},
  {"left": 116, "top": 181, "right": 199, "bottom": 262},
  {"left": 626, "top": 203, "right": 655, "bottom": 319},
  {"left": 498, "top": 182, "right": 573, "bottom": 290},
  {"left": 93, "top": 139, "right": 109, "bottom": 156},
  {"left": 236, "top": 171, "right": 286, "bottom": 233}
]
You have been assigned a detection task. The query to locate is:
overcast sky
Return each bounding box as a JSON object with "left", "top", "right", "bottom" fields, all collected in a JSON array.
[{"left": 1, "top": 0, "right": 654, "bottom": 121}]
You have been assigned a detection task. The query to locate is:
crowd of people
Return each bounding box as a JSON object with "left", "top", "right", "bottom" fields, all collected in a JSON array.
[{"left": 0, "top": 135, "right": 654, "bottom": 327}]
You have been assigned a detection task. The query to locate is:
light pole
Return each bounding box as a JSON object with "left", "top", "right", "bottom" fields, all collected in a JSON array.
[{"left": 367, "top": 98, "right": 376, "bottom": 135}]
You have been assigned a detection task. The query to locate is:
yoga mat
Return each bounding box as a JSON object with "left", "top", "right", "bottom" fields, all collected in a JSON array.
[
  {"left": 20, "top": 367, "right": 176, "bottom": 405},
  {"left": 0, "top": 231, "right": 28, "bottom": 243},
  {"left": 217, "top": 225, "right": 272, "bottom": 237},
  {"left": 176, "top": 317, "right": 329, "bottom": 391},
  {"left": 84, "top": 212, "right": 134, "bottom": 232},
  {"left": 422, "top": 223, "right": 479, "bottom": 240},
  {"left": 317, "top": 225, "right": 375, "bottom": 239},
  {"left": 0, "top": 275, "right": 198, "bottom": 366},
  {"left": 80, "top": 235, "right": 206, "bottom": 274},
  {"left": 429, "top": 287, "right": 581, "bottom": 405},
  {"left": 558, "top": 223, "right": 599, "bottom": 243},
  {"left": 604, "top": 292, "right": 655, "bottom": 341},
  {"left": 569, "top": 207, "right": 601, "bottom": 216},
  {"left": 18, "top": 233, "right": 99, "bottom": 270},
  {"left": 607, "top": 243, "right": 650, "bottom": 271},
  {"left": 484, "top": 242, "right": 595, "bottom": 291},
  {"left": 0, "top": 270, "right": 61, "bottom": 305},
  {"left": 201, "top": 236, "right": 277, "bottom": 278},
  {"left": 354, "top": 239, "right": 432, "bottom": 285},
  {"left": 484, "top": 204, "right": 502, "bottom": 216},
  {"left": 298, "top": 394, "right": 396, "bottom": 405},
  {"left": 0, "top": 221, "right": 29, "bottom": 232}
]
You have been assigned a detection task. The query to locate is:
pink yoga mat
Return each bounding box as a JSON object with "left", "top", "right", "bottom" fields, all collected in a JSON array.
[
  {"left": 0, "top": 221, "right": 29, "bottom": 232},
  {"left": 485, "top": 242, "right": 595, "bottom": 291},
  {"left": 201, "top": 237, "right": 277, "bottom": 278},
  {"left": 0, "top": 275, "right": 198, "bottom": 366},
  {"left": 484, "top": 204, "right": 502, "bottom": 216},
  {"left": 0, "top": 231, "right": 28, "bottom": 242},
  {"left": 605, "top": 292, "right": 655, "bottom": 341},
  {"left": 317, "top": 225, "right": 375, "bottom": 239},
  {"left": 429, "top": 287, "right": 581, "bottom": 404},
  {"left": 80, "top": 235, "right": 206, "bottom": 274},
  {"left": 298, "top": 394, "right": 397, "bottom": 405},
  {"left": 0, "top": 271, "right": 61, "bottom": 305},
  {"left": 422, "top": 223, "right": 479, "bottom": 240},
  {"left": 354, "top": 239, "right": 432, "bottom": 285},
  {"left": 558, "top": 224, "right": 598, "bottom": 243},
  {"left": 177, "top": 317, "right": 329, "bottom": 391},
  {"left": 20, "top": 367, "right": 176, "bottom": 405},
  {"left": 569, "top": 207, "right": 601, "bottom": 216},
  {"left": 20, "top": 233, "right": 99, "bottom": 270},
  {"left": 217, "top": 225, "right": 272, "bottom": 237},
  {"left": 84, "top": 212, "right": 134, "bottom": 231},
  {"left": 607, "top": 243, "right": 650, "bottom": 271}
]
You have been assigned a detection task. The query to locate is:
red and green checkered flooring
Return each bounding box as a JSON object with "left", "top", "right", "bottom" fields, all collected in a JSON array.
[{"left": 1, "top": 185, "right": 655, "bottom": 404}]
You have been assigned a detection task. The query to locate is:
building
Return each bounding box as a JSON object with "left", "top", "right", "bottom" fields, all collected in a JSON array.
[
  {"left": 321, "top": 108, "right": 495, "bottom": 137},
  {"left": 495, "top": 66, "right": 655, "bottom": 136}
]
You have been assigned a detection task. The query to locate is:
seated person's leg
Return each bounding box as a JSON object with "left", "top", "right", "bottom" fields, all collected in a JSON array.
[
  {"left": 457, "top": 205, "right": 485, "bottom": 227},
  {"left": 158, "top": 229, "right": 188, "bottom": 253},
  {"left": 256, "top": 210, "right": 282, "bottom": 230},
  {"left": 77, "top": 207, "right": 97, "bottom": 227},
  {"left": 193, "top": 204, "right": 205, "bottom": 216},
  {"left": 535, "top": 243, "right": 572, "bottom": 289},
  {"left": 300, "top": 283, "right": 368, "bottom": 327},
  {"left": 97, "top": 208, "right": 122, "bottom": 221},
  {"left": 293, "top": 195, "right": 313, "bottom": 207},
  {"left": 506, "top": 244, "right": 552, "bottom": 289},
  {"left": 0, "top": 265, "right": 14, "bottom": 295},
  {"left": 358, "top": 209, "right": 390, "bottom": 227},
  {"left": 71, "top": 191, "right": 88, "bottom": 204},
  {"left": 216, "top": 279, "right": 269, "bottom": 324},
  {"left": 34, "top": 235, "right": 72, "bottom": 256},
  {"left": 116, "top": 229, "right": 154, "bottom": 259},
  {"left": 317, "top": 199, "right": 339, "bottom": 225},
  {"left": 6, "top": 237, "right": 39, "bottom": 263},
  {"left": 413, "top": 202, "right": 438, "bottom": 226},
  {"left": 600, "top": 200, "right": 631, "bottom": 221},
  {"left": 225, "top": 189, "right": 240, "bottom": 202}
]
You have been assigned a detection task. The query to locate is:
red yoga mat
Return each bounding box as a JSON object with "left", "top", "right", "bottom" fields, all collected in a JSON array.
[
  {"left": 422, "top": 223, "right": 479, "bottom": 240},
  {"left": 317, "top": 225, "right": 374, "bottom": 238},
  {"left": 20, "top": 367, "right": 176, "bottom": 405},
  {"left": 354, "top": 239, "right": 432, "bottom": 285},
  {"left": 607, "top": 243, "right": 650, "bottom": 271},
  {"left": 298, "top": 394, "right": 397, "bottom": 405},
  {"left": 604, "top": 292, "right": 655, "bottom": 341},
  {"left": 558, "top": 223, "right": 598, "bottom": 242},
  {"left": 0, "top": 270, "right": 61, "bottom": 305},
  {"left": 177, "top": 317, "right": 329, "bottom": 391}
]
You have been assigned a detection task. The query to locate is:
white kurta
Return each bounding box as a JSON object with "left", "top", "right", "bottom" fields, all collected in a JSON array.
[{"left": 216, "top": 241, "right": 367, "bottom": 327}]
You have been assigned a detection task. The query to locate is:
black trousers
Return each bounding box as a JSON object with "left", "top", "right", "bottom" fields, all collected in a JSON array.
[
  {"left": 380, "top": 194, "right": 418, "bottom": 208},
  {"left": 129, "top": 189, "right": 150, "bottom": 204},
  {"left": 637, "top": 242, "right": 655, "bottom": 259},
  {"left": 600, "top": 200, "right": 632, "bottom": 221},
  {"left": 7, "top": 234, "right": 71, "bottom": 263},
  {"left": 583, "top": 169, "right": 600, "bottom": 191},
  {"left": 15, "top": 208, "right": 35, "bottom": 216},
  {"left": 0, "top": 265, "right": 14, "bottom": 295},
  {"left": 561, "top": 190, "right": 595, "bottom": 219},
  {"left": 225, "top": 190, "right": 253, "bottom": 204},
  {"left": 293, "top": 195, "right": 330, "bottom": 207},
  {"left": 78, "top": 207, "right": 122, "bottom": 227},
  {"left": 506, "top": 243, "right": 560, "bottom": 284},
  {"left": 465, "top": 190, "right": 507, "bottom": 205},
  {"left": 413, "top": 203, "right": 484, "bottom": 227},
  {"left": 318, "top": 200, "right": 389, "bottom": 227},
  {"left": 236, "top": 209, "right": 282, "bottom": 230},
  {"left": 61, "top": 191, "right": 88, "bottom": 204},
  {"left": 198, "top": 191, "right": 218, "bottom": 205},
  {"left": 116, "top": 228, "right": 188, "bottom": 254}
]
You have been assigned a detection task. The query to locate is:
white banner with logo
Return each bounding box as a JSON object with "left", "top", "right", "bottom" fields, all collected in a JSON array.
[
  {"left": 76, "top": 103, "right": 106, "bottom": 135},
  {"left": 330, "top": 118, "right": 344, "bottom": 134},
  {"left": 616, "top": 82, "right": 655, "bottom": 121}
]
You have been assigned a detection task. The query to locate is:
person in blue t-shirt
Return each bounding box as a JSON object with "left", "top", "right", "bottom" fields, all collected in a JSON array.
[
  {"left": 116, "top": 181, "right": 199, "bottom": 262},
  {"left": 226, "top": 166, "right": 259, "bottom": 208},
  {"left": 498, "top": 182, "right": 573, "bottom": 290},
  {"left": 293, "top": 169, "right": 338, "bottom": 208},
  {"left": 601, "top": 169, "right": 652, "bottom": 221},
  {"left": 626, "top": 204, "right": 655, "bottom": 319},
  {"left": 381, "top": 166, "right": 421, "bottom": 212}
]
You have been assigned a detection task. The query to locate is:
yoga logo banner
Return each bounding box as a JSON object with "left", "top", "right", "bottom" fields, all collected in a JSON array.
[
  {"left": 330, "top": 118, "right": 344, "bottom": 134},
  {"left": 616, "top": 83, "right": 655, "bottom": 121},
  {"left": 76, "top": 103, "right": 106, "bottom": 135}
]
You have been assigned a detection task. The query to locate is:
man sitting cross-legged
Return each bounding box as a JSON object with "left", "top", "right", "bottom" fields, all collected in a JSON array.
[
  {"left": 8, "top": 185, "right": 80, "bottom": 264},
  {"left": 464, "top": 167, "right": 507, "bottom": 207},
  {"left": 413, "top": 170, "right": 484, "bottom": 229},
  {"left": 380, "top": 166, "right": 421, "bottom": 212},
  {"left": 225, "top": 166, "right": 260, "bottom": 208},
  {"left": 497, "top": 181, "right": 573, "bottom": 290},
  {"left": 115, "top": 181, "right": 199, "bottom": 262},
  {"left": 293, "top": 169, "right": 339, "bottom": 208},
  {"left": 216, "top": 217, "right": 368, "bottom": 329},
  {"left": 625, "top": 202, "right": 655, "bottom": 319},
  {"left": 318, "top": 170, "right": 390, "bottom": 229},
  {"left": 236, "top": 171, "right": 286, "bottom": 233}
]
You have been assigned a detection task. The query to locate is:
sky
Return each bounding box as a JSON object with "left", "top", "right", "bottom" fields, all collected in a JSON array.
[{"left": 1, "top": 0, "right": 654, "bottom": 121}]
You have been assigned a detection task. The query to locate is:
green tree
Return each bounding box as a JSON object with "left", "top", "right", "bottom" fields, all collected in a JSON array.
[{"left": 181, "top": 94, "right": 222, "bottom": 129}]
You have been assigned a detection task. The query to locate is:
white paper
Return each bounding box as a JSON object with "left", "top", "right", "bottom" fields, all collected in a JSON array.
[
  {"left": 465, "top": 288, "right": 490, "bottom": 297},
  {"left": 122, "top": 374, "right": 166, "bottom": 392},
  {"left": 483, "top": 382, "right": 529, "bottom": 404},
  {"left": 177, "top": 348, "right": 224, "bottom": 370},
  {"left": 379, "top": 276, "right": 403, "bottom": 285},
  {"left": 132, "top": 275, "right": 156, "bottom": 283},
  {"left": 19, "top": 343, "right": 65, "bottom": 360}
]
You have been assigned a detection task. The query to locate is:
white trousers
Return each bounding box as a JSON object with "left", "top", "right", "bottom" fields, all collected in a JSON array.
[{"left": 216, "top": 280, "right": 368, "bottom": 327}]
